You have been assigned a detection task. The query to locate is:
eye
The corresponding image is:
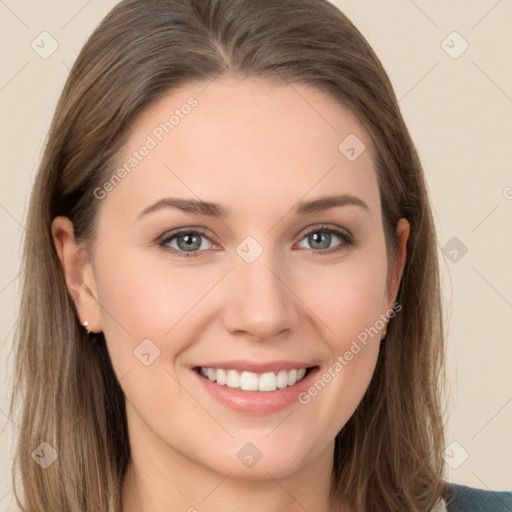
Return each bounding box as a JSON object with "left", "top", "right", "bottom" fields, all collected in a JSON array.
[
  {"left": 157, "top": 224, "right": 354, "bottom": 258},
  {"left": 158, "top": 229, "right": 216, "bottom": 257},
  {"left": 296, "top": 225, "right": 354, "bottom": 254}
]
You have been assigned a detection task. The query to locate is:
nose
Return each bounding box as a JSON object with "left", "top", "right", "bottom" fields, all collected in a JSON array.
[{"left": 221, "top": 247, "right": 301, "bottom": 341}]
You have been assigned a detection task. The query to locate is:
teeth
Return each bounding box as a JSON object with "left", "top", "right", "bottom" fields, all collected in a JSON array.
[
  {"left": 216, "top": 368, "right": 227, "bottom": 385},
  {"left": 287, "top": 369, "right": 298, "bottom": 386},
  {"left": 198, "top": 366, "right": 308, "bottom": 392},
  {"left": 276, "top": 369, "right": 289, "bottom": 388},
  {"left": 226, "top": 369, "right": 240, "bottom": 388},
  {"left": 259, "top": 372, "right": 277, "bottom": 392},
  {"left": 240, "top": 371, "right": 259, "bottom": 391}
]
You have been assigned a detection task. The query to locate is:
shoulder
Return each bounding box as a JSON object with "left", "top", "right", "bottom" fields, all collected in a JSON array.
[{"left": 443, "top": 482, "right": 512, "bottom": 512}]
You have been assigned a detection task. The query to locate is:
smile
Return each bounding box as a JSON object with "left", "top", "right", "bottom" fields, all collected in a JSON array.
[
  {"left": 197, "top": 366, "right": 311, "bottom": 392},
  {"left": 192, "top": 360, "right": 320, "bottom": 413}
]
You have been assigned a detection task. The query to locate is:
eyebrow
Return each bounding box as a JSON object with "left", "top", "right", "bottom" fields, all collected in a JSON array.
[{"left": 136, "top": 194, "right": 369, "bottom": 221}]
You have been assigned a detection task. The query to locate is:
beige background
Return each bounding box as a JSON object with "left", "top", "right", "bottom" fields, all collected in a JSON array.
[{"left": 0, "top": 0, "right": 511, "bottom": 507}]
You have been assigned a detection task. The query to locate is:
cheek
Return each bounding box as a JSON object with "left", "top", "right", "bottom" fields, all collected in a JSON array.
[
  {"left": 92, "top": 245, "right": 219, "bottom": 363},
  {"left": 292, "top": 252, "right": 387, "bottom": 434},
  {"left": 296, "top": 252, "right": 388, "bottom": 348}
]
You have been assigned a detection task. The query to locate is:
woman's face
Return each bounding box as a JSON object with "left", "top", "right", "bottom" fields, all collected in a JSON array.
[{"left": 60, "top": 78, "right": 408, "bottom": 480}]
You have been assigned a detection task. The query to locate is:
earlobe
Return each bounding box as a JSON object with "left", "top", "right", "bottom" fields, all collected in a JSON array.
[{"left": 51, "top": 216, "right": 102, "bottom": 333}]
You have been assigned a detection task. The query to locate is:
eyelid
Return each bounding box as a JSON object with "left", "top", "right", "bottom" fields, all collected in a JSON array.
[{"left": 296, "top": 223, "right": 354, "bottom": 242}]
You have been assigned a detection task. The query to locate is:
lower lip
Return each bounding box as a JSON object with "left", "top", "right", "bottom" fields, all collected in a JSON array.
[{"left": 192, "top": 366, "right": 320, "bottom": 414}]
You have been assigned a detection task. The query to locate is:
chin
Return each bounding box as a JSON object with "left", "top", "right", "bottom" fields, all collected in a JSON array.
[{"left": 196, "top": 438, "right": 320, "bottom": 481}]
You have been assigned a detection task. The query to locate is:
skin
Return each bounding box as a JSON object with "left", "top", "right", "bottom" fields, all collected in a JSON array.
[{"left": 52, "top": 77, "right": 409, "bottom": 512}]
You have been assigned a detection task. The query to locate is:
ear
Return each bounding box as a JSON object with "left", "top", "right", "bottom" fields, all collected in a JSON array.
[
  {"left": 51, "top": 216, "right": 103, "bottom": 333},
  {"left": 386, "top": 217, "right": 410, "bottom": 308}
]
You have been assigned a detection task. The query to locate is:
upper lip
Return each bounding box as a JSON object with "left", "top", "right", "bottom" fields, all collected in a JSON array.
[{"left": 194, "top": 360, "right": 318, "bottom": 373}]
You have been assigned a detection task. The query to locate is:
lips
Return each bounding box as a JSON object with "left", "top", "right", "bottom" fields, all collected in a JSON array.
[{"left": 192, "top": 362, "right": 321, "bottom": 414}]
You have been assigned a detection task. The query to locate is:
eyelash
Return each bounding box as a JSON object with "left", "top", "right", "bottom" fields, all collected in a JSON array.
[{"left": 157, "top": 224, "right": 355, "bottom": 258}]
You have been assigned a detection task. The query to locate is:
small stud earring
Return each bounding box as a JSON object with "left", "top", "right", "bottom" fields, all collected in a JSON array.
[{"left": 81, "top": 320, "right": 92, "bottom": 334}]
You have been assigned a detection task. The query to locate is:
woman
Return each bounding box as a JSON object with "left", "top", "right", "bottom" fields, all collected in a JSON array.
[{"left": 9, "top": 0, "right": 512, "bottom": 511}]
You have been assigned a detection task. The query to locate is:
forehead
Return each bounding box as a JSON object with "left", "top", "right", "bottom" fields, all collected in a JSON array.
[{"left": 102, "top": 77, "right": 380, "bottom": 221}]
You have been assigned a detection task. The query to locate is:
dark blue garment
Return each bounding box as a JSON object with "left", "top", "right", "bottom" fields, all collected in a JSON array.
[{"left": 445, "top": 483, "right": 512, "bottom": 511}]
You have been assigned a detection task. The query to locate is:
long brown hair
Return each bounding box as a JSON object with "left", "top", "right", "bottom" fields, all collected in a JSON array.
[{"left": 10, "top": 0, "right": 447, "bottom": 510}]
